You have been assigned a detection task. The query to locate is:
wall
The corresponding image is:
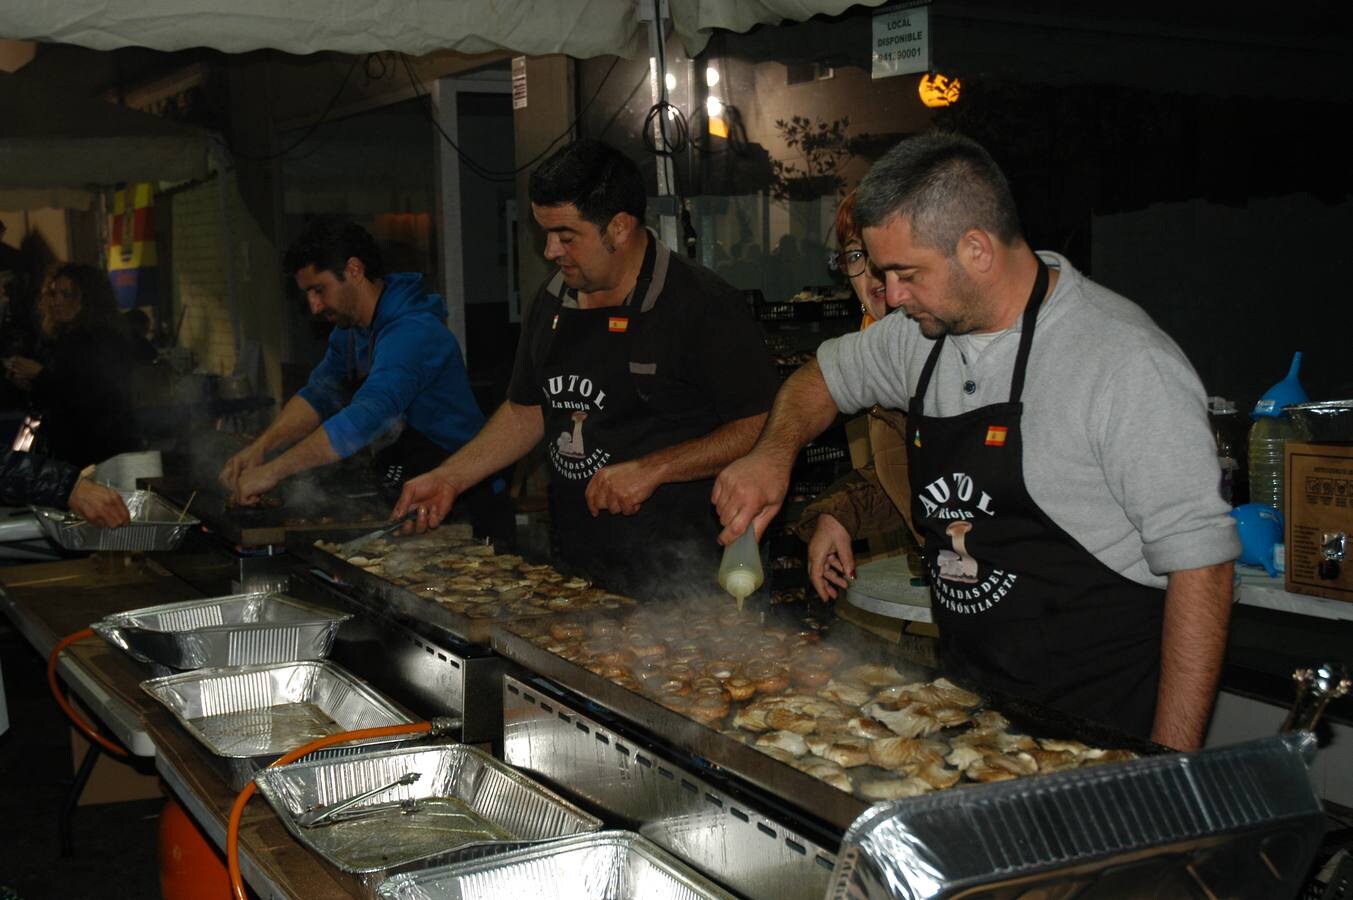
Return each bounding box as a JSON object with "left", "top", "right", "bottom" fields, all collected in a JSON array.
[
  {"left": 0, "top": 208, "right": 75, "bottom": 265},
  {"left": 168, "top": 172, "right": 284, "bottom": 401},
  {"left": 1091, "top": 195, "right": 1353, "bottom": 405}
]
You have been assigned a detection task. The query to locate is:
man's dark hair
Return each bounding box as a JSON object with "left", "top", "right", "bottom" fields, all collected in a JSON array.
[
  {"left": 854, "top": 132, "right": 1022, "bottom": 256},
  {"left": 529, "top": 140, "right": 646, "bottom": 230},
  {"left": 283, "top": 218, "right": 384, "bottom": 281}
]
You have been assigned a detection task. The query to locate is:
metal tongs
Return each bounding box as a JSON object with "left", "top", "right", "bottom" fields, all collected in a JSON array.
[
  {"left": 1281, "top": 662, "right": 1351, "bottom": 733},
  {"left": 335, "top": 509, "right": 420, "bottom": 557},
  {"left": 296, "top": 771, "right": 421, "bottom": 828}
]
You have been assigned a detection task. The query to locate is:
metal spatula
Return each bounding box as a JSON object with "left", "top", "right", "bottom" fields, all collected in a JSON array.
[{"left": 335, "top": 509, "right": 418, "bottom": 557}]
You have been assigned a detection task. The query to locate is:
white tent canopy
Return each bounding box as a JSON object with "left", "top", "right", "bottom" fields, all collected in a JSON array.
[{"left": 0, "top": 0, "right": 883, "bottom": 59}]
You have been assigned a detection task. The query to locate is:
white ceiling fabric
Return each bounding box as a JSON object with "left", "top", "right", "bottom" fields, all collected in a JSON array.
[{"left": 0, "top": 0, "right": 885, "bottom": 58}]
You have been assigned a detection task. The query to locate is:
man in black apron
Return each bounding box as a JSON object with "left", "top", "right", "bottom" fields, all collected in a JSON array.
[
  {"left": 394, "top": 140, "right": 778, "bottom": 598},
  {"left": 221, "top": 219, "right": 502, "bottom": 537},
  {"left": 714, "top": 133, "right": 1239, "bottom": 749}
]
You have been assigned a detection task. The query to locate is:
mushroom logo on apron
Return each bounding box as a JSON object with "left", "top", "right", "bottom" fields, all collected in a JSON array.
[{"left": 917, "top": 471, "right": 1020, "bottom": 613}]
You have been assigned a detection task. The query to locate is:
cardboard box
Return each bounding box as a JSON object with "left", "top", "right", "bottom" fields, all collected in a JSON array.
[{"left": 1285, "top": 441, "right": 1353, "bottom": 602}]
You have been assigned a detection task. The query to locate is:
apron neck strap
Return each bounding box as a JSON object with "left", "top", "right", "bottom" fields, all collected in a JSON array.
[
  {"left": 911, "top": 255, "right": 1051, "bottom": 413},
  {"left": 1008, "top": 256, "right": 1049, "bottom": 404}
]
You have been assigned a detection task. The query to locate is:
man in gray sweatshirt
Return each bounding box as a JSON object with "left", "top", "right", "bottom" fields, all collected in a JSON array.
[{"left": 713, "top": 132, "right": 1239, "bottom": 750}]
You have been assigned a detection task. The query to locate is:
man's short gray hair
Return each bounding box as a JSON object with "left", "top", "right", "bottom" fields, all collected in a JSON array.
[{"left": 854, "top": 132, "right": 1022, "bottom": 256}]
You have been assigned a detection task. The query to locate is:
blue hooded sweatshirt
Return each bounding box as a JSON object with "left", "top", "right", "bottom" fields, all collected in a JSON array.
[{"left": 297, "top": 272, "right": 484, "bottom": 459}]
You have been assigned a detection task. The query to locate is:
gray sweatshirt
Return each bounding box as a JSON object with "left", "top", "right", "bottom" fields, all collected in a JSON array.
[{"left": 816, "top": 252, "right": 1240, "bottom": 588}]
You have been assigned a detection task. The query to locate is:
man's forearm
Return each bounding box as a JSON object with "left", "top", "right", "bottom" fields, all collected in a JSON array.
[
  {"left": 637, "top": 414, "right": 766, "bottom": 485},
  {"left": 756, "top": 359, "right": 841, "bottom": 464},
  {"left": 256, "top": 396, "right": 323, "bottom": 454},
  {"left": 1153, "top": 561, "right": 1234, "bottom": 750},
  {"left": 263, "top": 427, "right": 342, "bottom": 482},
  {"left": 437, "top": 401, "right": 545, "bottom": 490}
]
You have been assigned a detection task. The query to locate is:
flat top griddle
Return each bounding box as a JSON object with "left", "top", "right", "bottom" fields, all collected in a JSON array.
[
  {"left": 149, "top": 476, "right": 390, "bottom": 548},
  {"left": 490, "top": 601, "right": 1162, "bottom": 834},
  {"left": 287, "top": 534, "right": 566, "bottom": 647}
]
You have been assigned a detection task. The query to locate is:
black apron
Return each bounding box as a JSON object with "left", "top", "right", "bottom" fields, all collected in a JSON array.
[
  {"left": 342, "top": 311, "right": 513, "bottom": 545},
  {"left": 538, "top": 257, "right": 720, "bottom": 598},
  {"left": 906, "top": 260, "right": 1165, "bottom": 737}
]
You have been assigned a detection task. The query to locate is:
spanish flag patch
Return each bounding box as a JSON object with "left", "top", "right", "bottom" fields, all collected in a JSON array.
[
  {"left": 551, "top": 313, "right": 559, "bottom": 331},
  {"left": 984, "top": 426, "right": 1008, "bottom": 447},
  {"left": 608, "top": 317, "right": 629, "bottom": 333}
]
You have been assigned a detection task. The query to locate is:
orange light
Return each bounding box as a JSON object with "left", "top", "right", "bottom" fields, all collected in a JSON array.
[{"left": 919, "top": 73, "right": 961, "bottom": 108}]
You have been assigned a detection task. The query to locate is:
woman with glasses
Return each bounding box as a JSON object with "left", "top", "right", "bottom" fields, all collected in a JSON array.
[
  {"left": 4, "top": 263, "right": 139, "bottom": 467},
  {"left": 792, "top": 192, "right": 921, "bottom": 603}
]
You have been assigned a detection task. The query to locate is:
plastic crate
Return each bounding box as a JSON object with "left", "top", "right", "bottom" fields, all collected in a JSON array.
[
  {"left": 757, "top": 300, "right": 820, "bottom": 322},
  {"left": 803, "top": 443, "right": 848, "bottom": 466},
  {"left": 820, "top": 298, "right": 858, "bottom": 319}
]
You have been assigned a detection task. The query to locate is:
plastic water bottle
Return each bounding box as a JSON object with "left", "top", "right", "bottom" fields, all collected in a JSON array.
[
  {"left": 1247, "top": 415, "right": 1303, "bottom": 514},
  {"left": 718, "top": 528, "right": 764, "bottom": 611},
  {"left": 1246, "top": 352, "right": 1308, "bottom": 519}
]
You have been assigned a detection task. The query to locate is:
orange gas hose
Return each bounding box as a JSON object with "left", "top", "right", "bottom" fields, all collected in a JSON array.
[
  {"left": 226, "top": 720, "right": 437, "bottom": 900},
  {"left": 47, "top": 627, "right": 129, "bottom": 758}
]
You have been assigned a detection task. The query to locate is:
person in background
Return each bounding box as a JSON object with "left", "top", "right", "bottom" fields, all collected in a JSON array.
[
  {"left": 794, "top": 191, "right": 921, "bottom": 602},
  {"left": 219, "top": 219, "right": 510, "bottom": 540},
  {"left": 0, "top": 449, "right": 129, "bottom": 527},
  {"left": 394, "top": 139, "right": 779, "bottom": 597},
  {"left": 3, "top": 263, "right": 139, "bottom": 468},
  {"left": 713, "top": 132, "right": 1238, "bottom": 749}
]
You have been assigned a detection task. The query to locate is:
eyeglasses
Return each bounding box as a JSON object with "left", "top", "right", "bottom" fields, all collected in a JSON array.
[{"left": 828, "top": 248, "right": 869, "bottom": 278}]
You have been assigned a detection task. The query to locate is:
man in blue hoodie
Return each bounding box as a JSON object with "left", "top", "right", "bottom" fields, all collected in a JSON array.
[{"left": 220, "top": 219, "right": 488, "bottom": 511}]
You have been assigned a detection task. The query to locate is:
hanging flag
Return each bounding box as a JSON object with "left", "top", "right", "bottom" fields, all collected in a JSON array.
[
  {"left": 107, "top": 182, "right": 158, "bottom": 310},
  {"left": 985, "top": 425, "right": 1008, "bottom": 447}
]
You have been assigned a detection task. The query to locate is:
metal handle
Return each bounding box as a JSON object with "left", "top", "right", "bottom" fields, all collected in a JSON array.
[{"left": 1281, "top": 662, "right": 1351, "bottom": 733}]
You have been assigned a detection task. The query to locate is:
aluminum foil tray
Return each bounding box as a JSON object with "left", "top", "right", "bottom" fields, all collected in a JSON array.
[
  {"left": 141, "top": 660, "right": 416, "bottom": 789},
  {"left": 829, "top": 732, "right": 1327, "bottom": 900},
  {"left": 93, "top": 592, "right": 351, "bottom": 671},
  {"left": 1287, "top": 399, "right": 1353, "bottom": 442},
  {"left": 255, "top": 744, "right": 603, "bottom": 892},
  {"left": 34, "top": 489, "right": 199, "bottom": 551},
  {"left": 374, "top": 831, "right": 736, "bottom": 900}
]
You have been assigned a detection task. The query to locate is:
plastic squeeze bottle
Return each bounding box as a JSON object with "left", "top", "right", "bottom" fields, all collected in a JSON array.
[
  {"left": 1246, "top": 352, "right": 1309, "bottom": 520},
  {"left": 718, "top": 527, "right": 764, "bottom": 611}
]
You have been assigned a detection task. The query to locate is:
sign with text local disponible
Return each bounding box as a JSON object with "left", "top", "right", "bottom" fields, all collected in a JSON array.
[{"left": 872, "top": 4, "right": 930, "bottom": 79}]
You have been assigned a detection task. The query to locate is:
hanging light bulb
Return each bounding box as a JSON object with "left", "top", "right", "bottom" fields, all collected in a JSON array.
[
  {"left": 664, "top": 72, "right": 677, "bottom": 92},
  {"left": 705, "top": 66, "right": 720, "bottom": 87},
  {"left": 706, "top": 95, "right": 724, "bottom": 118}
]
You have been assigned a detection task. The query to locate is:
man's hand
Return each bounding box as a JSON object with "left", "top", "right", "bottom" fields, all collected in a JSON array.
[
  {"left": 392, "top": 467, "right": 459, "bottom": 533},
  {"left": 233, "top": 464, "right": 280, "bottom": 508},
  {"left": 586, "top": 460, "right": 660, "bottom": 517},
  {"left": 67, "top": 479, "right": 131, "bottom": 528},
  {"left": 712, "top": 450, "right": 792, "bottom": 545},
  {"left": 219, "top": 444, "right": 265, "bottom": 498},
  {"left": 806, "top": 514, "right": 855, "bottom": 602}
]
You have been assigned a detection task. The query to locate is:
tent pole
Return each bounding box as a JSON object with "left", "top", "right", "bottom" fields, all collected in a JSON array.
[{"left": 640, "top": 0, "right": 680, "bottom": 251}]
